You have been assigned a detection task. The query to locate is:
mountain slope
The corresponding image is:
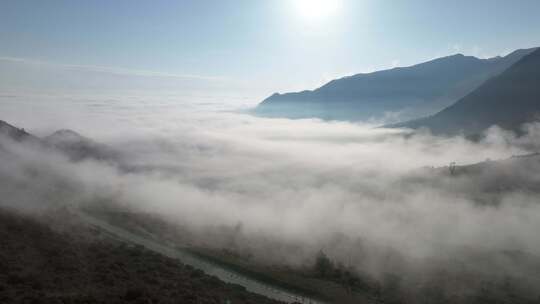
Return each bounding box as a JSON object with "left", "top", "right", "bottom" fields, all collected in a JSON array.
[
  {"left": 0, "top": 208, "right": 282, "bottom": 304},
  {"left": 254, "top": 48, "right": 536, "bottom": 122},
  {"left": 0, "top": 120, "right": 117, "bottom": 162},
  {"left": 0, "top": 120, "right": 38, "bottom": 142},
  {"left": 44, "top": 129, "right": 117, "bottom": 161},
  {"left": 394, "top": 48, "right": 540, "bottom": 135}
]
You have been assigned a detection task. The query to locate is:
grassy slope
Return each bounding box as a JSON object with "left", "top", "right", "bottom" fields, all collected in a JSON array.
[
  {"left": 87, "top": 209, "right": 379, "bottom": 304},
  {"left": 186, "top": 247, "right": 379, "bottom": 304},
  {"left": 0, "top": 208, "right": 283, "bottom": 304}
]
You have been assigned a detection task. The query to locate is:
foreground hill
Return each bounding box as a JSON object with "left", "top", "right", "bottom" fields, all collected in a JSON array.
[
  {"left": 394, "top": 48, "right": 540, "bottom": 135},
  {"left": 0, "top": 208, "right": 282, "bottom": 304},
  {"left": 254, "top": 48, "right": 536, "bottom": 122}
]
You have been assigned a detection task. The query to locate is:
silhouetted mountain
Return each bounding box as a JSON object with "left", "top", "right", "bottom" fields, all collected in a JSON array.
[
  {"left": 44, "top": 129, "right": 117, "bottom": 161},
  {"left": 0, "top": 120, "right": 117, "bottom": 162},
  {"left": 255, "top": 48, "right": 537, "bottom": 122},
  {"left": 394, "top": 48, "right": 540, "bottom": 136},
  {"left": 0, "top": 120, "right": 38, "bottom": 142}
]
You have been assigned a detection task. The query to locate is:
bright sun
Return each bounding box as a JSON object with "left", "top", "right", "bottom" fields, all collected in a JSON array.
[{"left": 293, "top": 0, "right": 343, "bottom": 21}]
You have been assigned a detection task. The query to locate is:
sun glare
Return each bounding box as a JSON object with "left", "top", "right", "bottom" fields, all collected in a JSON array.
[{"left": 293, "top": 0, "right": 343, "bottom": 21}]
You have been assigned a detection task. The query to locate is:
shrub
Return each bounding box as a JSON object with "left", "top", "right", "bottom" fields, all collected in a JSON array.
[{"left": 314, "top": 250, "right": 333, "bottom": 277}]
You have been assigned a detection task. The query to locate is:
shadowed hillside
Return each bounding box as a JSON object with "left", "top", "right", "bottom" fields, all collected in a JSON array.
[
  {"left": 394, "top": 48, "right": 540, "bottom": 135},
  {"left": 0, "top": 120, "right": 38, "bottom": 142},
  {"left": 254, "top": 48, "right": 536, "bottom": 122},
  {"left": 0, "top": 208, "right": 284, "bottom": 304}
]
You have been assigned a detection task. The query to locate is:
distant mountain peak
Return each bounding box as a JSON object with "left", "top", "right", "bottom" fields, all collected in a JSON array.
[
  {"left": 255, "top": 47, "right": 538, "bottom": 122},
  {"left": 44, "top": 128, "right": 117, "bottom": 162},
  {"left": 51, "top": 129, "right": 81, "bottom": 136},
  {"left": 392, "top": 48, "right": 540, "bottom": 136},
  {"left": 0, "top": 120, "right": 117, "bottom": 162},
  {"left": 46, "top": 129, "right": 88, "bottom": 143}
]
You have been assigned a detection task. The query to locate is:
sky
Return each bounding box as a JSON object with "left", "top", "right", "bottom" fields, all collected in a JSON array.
[{"left": 2, "top": 0, "right": 540, "bottom": 104}]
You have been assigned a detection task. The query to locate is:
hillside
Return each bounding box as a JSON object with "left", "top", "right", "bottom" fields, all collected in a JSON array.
[
  {"left": 254, "top": 48, "right": 536, "bottom": 122},
  {"left": 0, "top": 120, "right": 38, "bottom": 142},
  {"left": 44, "top": 129, "right": 118, "bottom": 161},
  {"left": 0, "top": 208, "right": 283, "bottom": 304},
  {"left": 0, "top": 120, "right": 117, "bottom": 162},
  {"left": 394, "top": 48, "right": 540, "bottom": 135}
]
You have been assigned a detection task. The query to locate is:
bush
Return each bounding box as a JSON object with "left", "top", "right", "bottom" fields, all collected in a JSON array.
[{"left": 314, "top": 251, "right": 333, "bottom": 277}]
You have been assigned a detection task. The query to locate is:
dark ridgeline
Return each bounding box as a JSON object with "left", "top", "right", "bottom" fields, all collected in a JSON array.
[
  {"left": 0, "top": 120, "right": 37, "bottom": 142},
  {"left": 43, "top": 129, "right": 117, "bottom": 161},
  {"left": 0, "top": 120, "right": 116, "bottom": 162},
  {"left": 394, "top": 48, "right": 540, "bottom": 136},
  {"left": 254, "top": 48, "right": 536, "bottom": 122}
]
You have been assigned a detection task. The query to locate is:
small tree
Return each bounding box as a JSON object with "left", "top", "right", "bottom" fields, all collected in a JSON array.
[
  {"left": 449, "top": 162, "right": 456, "bottom": 175},
  {"left": 314, "top": 250, "right": 333, "bottom": 278}
]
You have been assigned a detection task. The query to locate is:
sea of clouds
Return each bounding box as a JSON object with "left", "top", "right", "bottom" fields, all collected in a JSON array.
[{"left": 2, "top": 95, "right": 540, "bottom": 296}]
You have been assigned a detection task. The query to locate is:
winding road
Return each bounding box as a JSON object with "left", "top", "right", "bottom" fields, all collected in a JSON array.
[{"left": 79, "top": 212, "right": 325, "bottom": 304}]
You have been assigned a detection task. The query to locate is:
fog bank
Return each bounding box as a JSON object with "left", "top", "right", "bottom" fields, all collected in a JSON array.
[{"left": 2, "top": 98, "right": 540, "bottom": 297}]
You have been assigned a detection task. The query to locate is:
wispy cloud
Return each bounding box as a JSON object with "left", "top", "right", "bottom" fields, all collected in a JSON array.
[{"left": 0, "top": 56, "right": 227, "bottom": 82}]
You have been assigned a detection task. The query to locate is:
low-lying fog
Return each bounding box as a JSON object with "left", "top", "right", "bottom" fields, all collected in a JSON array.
[{"left": 2, "top": 95, "right": 540, "bottom": 292}]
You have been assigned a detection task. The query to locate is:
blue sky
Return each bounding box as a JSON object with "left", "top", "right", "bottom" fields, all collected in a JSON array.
[{"left": 2, "top": 0, "right": 540, "bottom": 103}]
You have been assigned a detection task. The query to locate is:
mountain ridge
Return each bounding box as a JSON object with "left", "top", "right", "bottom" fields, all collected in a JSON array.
[
  {"left": 0, "top": 119, "right": 37, "bottom": 142},
  {"left": 255, "top": 48, "right": 537, "bottom": 122},
  {"left": 392, "top": 48, "right": 540, "bottom": 135},
  {"left": 0, "top": 120, "right": 116, "bottom": 161}
]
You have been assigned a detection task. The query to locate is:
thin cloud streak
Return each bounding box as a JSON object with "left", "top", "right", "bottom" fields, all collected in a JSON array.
[{"left": 0, "top": 56, "right": 229, "bottom": 82}]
